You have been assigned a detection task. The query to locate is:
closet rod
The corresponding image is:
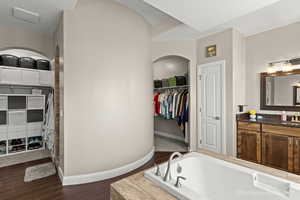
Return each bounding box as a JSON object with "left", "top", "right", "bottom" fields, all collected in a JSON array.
[{"left": 154, "top": 85, "right": 190, "bottom": 90}]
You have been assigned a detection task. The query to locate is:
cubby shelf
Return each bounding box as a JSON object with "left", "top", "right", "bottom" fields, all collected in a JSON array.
[{"left": 0, "top": 94, "right": 45, "bottom": 157}]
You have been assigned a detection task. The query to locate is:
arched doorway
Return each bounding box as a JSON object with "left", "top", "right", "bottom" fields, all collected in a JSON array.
[
  {"left": 0, "top": 48, "right": 54, "bottom": 161},
  {"left": 152, "top": 55, "right": 191, "bottom": 152}
]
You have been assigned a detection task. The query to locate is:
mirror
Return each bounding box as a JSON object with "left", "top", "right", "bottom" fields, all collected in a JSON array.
[{"left": 261, "top": 69, "right": 300, "bottom": 111}]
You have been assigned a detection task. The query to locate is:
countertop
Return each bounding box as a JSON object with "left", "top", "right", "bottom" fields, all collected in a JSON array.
[
  {"left": 237, "top": 118, "right": 300, "bottom": 128},
  {"left": 110, "top": 150, "right": 300, "bottom": 200}
]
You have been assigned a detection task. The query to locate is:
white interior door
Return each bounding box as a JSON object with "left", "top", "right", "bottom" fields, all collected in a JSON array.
[{"left": 198, "top": 61, "right": 224, "bottom": 153}]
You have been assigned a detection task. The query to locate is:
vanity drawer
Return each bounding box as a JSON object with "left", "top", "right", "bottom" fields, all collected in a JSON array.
[
  {"left": 262, "top": 124, "right": 300, "bottom": 137},
  {"left": 238, "top": 121, "right": 260, "bottom": 131}
]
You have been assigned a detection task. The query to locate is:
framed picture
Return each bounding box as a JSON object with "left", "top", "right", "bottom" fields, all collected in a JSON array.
[
  {"left": 293, "top": 86, "right": 300, "bottom": 105},
  {"left": 206, "top": 45, "right": 217, "bottom": 57}
]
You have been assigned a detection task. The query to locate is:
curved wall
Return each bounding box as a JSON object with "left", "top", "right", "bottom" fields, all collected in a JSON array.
[
  {"left": 0, "top": 26, "right": 53, "bottom": 58},
  {"left": 63, "top": 0, "right": 153, "bottom": 178}
]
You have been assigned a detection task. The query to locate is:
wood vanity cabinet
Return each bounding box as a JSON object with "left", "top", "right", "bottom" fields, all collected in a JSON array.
[
  {"left": 237, "top": 130, "right": 261, "bottom": 163},
  {"left": 261, "top": 124, "right": 299, "bottom": 172},
  {"left": 295, "top": 137, "right": 300, "bottom": 174},
  {"left": 237, "top": 122, "right": 261, "bottom": 163},
  {"left": 237, "top": 122, "right": 300, "bottom": 174},
  {"left": 261, "top": 132, "right": 293, "bottom": 171}
]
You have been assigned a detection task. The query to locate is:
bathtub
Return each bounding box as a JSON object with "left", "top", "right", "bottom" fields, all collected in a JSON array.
[{"left": 144, "top": 152, "right": 300, "bottom": 200}]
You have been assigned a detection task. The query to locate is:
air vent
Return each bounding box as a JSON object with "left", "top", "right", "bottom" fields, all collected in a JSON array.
[{"left": 12, "top": 7, "right": 40, "bottom": 24}]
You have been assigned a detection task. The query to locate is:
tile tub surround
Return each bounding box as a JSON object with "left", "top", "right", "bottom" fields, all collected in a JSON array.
[{"left": 111, "top": 150, "right": 300, "bottom": 200}]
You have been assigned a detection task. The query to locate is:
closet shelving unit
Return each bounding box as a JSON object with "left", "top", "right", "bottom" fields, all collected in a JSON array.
[
  {"left": 0, "top": 94, "right": 45, "bottom": 157},
  {"left": 0, "top": 65, "right": 54, "bottom": 87}
]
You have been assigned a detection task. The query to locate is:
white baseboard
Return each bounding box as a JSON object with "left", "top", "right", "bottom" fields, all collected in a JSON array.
[
  {"left": 58, "top": 166, "right": 64, "bottom": 184},
  {"left": 59, "top": 147, "right": 154, "bottom": 186}
]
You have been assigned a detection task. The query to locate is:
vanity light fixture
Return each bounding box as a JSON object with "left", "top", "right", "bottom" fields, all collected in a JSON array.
[{"left": 267, "top": 59, "right": 298, "bottom": 73}]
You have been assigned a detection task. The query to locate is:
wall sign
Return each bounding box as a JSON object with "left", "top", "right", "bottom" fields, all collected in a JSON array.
[{"left": 206, "top": 45, "right": 217, "bottom": 57}]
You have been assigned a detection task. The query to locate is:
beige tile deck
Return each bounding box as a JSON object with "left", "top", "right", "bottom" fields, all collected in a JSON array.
[{"left": 111, "top": 150, "right": 300, "bottom": 200}]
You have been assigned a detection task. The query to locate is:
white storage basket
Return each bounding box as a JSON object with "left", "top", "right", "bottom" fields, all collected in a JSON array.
[
  {"left": 27, "top": 122, "right": 43, "bottom": 137},
  {"left": 8, "top": 125, "right": 26, "bottom": 140},
  {"left": 8, "top": 111, "right": 26, "bottom": 125},
  {"left": 0, "top": 96, "right": 7, "bottom": 110},
  {"left": 27, "top": 96, "right": 44, "bottom": 110},
  {"left": 0, "top": 125, "right": 7, "bottom": 141}
]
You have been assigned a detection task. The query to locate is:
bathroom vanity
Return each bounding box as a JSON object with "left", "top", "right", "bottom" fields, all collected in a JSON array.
[
  {"left": 237, "top": 114, "right": 300, "bottom": 174},
  {"left": 236, "top": 68, "right": 300, "bottom": 174}
]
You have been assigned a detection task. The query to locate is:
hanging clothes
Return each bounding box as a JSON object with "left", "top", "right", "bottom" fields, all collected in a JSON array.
[
  {"left": 153, "top": 89, "right": 189, "bottom": 134},
  {"left": 153, "top": 93, "right": 160, "bottom": 115},
  {"left": 42, "top": 92, "right": 55, "bottom": 155}
]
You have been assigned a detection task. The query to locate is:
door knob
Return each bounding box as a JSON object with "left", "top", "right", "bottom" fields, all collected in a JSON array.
[{"left": 214, "top": 116, "right": 220, "bottom": 120}]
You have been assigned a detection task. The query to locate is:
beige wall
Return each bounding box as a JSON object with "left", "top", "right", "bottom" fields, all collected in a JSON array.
[
  {"left": 197, "top": 29, "right": 245, "bottom": 155},
  {"left": 152, "top": 40, "right": 197, "bottom": 150},
  {"left": 63, "top": 0, "right": 153, "bottom": 176},
  {"left": 0, "top": 25, "right": 53, "bottom": 58},
  {"left": 197, "top": 29, "right": 233, "bottom": 155},
  {"left": 246, "top": 22, "right": 300, "bottom": 114}
]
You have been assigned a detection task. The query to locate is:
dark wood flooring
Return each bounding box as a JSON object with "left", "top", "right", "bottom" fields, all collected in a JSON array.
[{"left": 0, "top": 152, "right": 174, "bottom": 200}]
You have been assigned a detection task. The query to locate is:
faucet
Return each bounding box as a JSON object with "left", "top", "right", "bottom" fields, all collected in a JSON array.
[
  {"left": 175, "top": 176, "right": 186, "bottom": 188},
  {"left": 163, "top": 152, "right": 183, "bottom": 182}
]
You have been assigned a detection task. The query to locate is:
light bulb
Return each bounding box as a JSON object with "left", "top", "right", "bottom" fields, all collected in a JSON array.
[
  {"left": 282, "top": 61, "right": 292, "bottom": 72},
  {"left": 267, "top": 64, "right": 277, "bottom": 73}
]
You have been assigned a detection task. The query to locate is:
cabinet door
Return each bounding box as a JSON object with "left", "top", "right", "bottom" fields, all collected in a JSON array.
[
  {"left": 237, "top": 129, "right": 261, "bottom": 163},
  {"left": 262, "top": 132, "right": 294, "bottom": 172},
  {"left": 294, "top": 137, "right": 300, "bottom": 174}
]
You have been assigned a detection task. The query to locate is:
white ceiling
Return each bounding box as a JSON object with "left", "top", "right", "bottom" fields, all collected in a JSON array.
[
  {"left": 0, "top": 0, "right": 77, "bottom": 35},
  {"left": 0, "top": 0, "right": 299, "bottom": 40},
  {"left": 113, "top": 0, "right": 179, "bottom": 27},
  {"left": 143, "top": 0, "right": 281, "bottom": 33},
  {"left": 112, "top": 0, "right": 182, "bottom": 36},
  {"left": 152, "top": 0, "right": 300, "bottom": 41}
]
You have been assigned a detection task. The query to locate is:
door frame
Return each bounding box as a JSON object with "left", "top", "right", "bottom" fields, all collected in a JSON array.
[
  {"left": 54, "top": 45, "right": 60, "bottom": 165},
  {"left": 197, "top": 60, "right": 226, "bottom": 154}
]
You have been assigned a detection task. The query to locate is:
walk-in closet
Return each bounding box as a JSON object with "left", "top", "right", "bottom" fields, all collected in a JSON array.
[
  {"left": 153, "top": 55, "right": 190, "bottom": 152},
  {"left": 0, "top": 48, "right": 55, "bottom": 168}
]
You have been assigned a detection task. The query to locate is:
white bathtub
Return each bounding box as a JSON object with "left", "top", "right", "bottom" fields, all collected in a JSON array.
[{"left": 144, "top": 152, "right": 300, "bottom": 200}]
